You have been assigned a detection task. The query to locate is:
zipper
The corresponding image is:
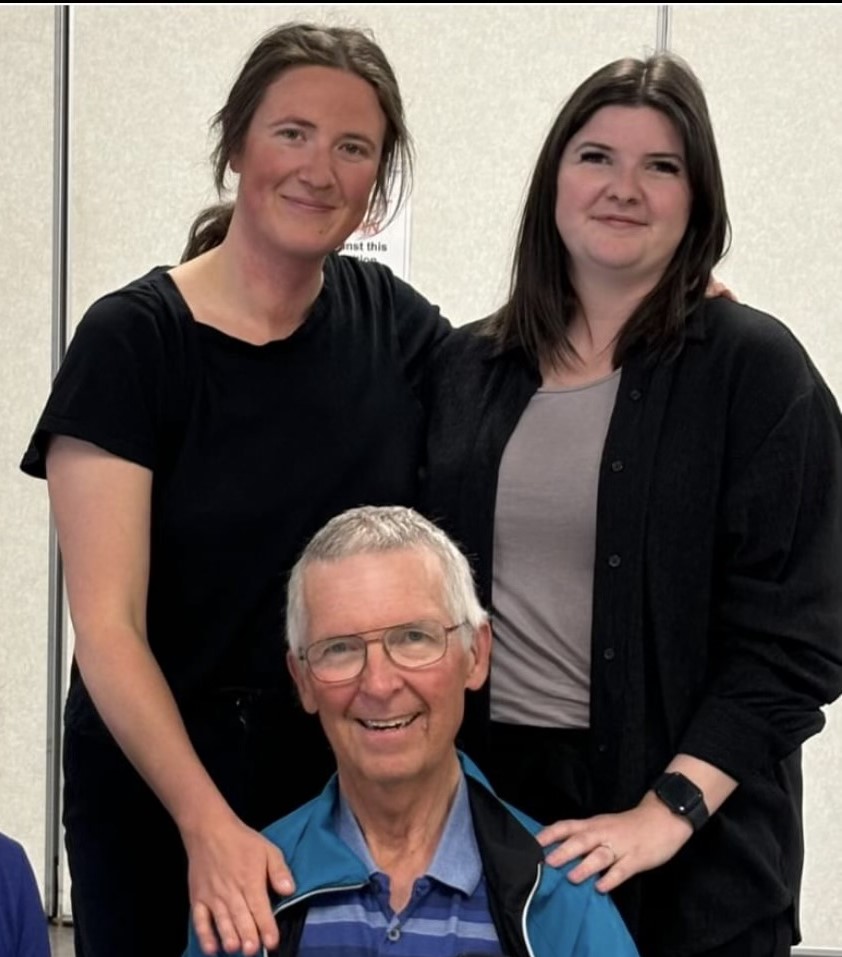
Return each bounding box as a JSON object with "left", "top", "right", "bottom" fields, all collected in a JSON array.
[
  {"left": 519, "top": 862, "right": 542, "bottom": 957},
  {"left": 262, "top": 879, "right": 369, "bottom": 957}
]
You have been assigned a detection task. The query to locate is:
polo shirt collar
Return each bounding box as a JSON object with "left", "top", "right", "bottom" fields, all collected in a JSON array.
[{"left": 336, "top": 773, "right": 482, "bottom": 896}]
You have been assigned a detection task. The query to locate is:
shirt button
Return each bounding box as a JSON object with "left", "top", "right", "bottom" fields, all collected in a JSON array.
[
  {"left": 597, "top": 742, "right": 608, "bottom": 753},
  {"left": 603, "top": 647, "right": 616, "bottom": 661},
  {"left": 630, "top": 388, "right": 642, "bottom": 401},
  {"left": 387, "top": 927, "right": 401, "bottom": 942},
  {"left": 611, "top": 460, "right": 624, "bottom": 472},
  {"left": 608, "top": 554, "right": 622, "bottom": 568}
]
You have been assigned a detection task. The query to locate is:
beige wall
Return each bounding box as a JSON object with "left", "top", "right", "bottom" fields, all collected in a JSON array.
[
  {"left": 3, "top": 3, "right": 841, "bottom": 947},
  {"left": 0, "top": 4, "right": 54, "bottom": 894},
  {"left": 66, "top": 3, "right": 656, "bottom": 321},
  {"left": 670, "top": 7, "right": 842, "bottom": 943}
]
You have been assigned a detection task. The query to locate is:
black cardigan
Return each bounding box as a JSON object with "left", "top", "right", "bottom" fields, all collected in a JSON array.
[{"left": 421, "top": 298, "right": 842, "bottom": 956}]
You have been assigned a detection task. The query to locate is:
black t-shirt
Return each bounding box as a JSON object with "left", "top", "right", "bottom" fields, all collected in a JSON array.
[{"left": 22, "top": 253, "right": 451, "bottom": 726}]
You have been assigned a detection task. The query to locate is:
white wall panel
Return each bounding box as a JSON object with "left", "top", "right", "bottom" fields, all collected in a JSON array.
[
  {"left": 70, "top": 3, "right": 657, "bottom": 326},
  {"left": 671, "top": 5, "right": 842, "bottom": 948},
  {"left": 0, "top": 5, "right": 54, "bottom": 895}
]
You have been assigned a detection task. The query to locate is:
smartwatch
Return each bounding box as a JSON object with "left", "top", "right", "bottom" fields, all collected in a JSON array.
[{"left": 652, "top": 771, "right": 709, "bottom": 831}]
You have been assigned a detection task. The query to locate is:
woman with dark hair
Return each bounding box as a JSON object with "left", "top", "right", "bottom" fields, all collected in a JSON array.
[
  {"left": 423, "top": 53, "right": 842, "bottom": 957},
  {"left": 20, "top": 22, "right": 448, "bottom": 957}
]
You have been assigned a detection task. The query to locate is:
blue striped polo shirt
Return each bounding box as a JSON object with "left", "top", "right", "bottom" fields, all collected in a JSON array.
[{"left": 297, "top": 774, "right": 503, "bottom": 956}]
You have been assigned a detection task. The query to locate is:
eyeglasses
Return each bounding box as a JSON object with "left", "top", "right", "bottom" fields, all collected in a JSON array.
[{"left": 299, "top": 620, "right": 467, "bottom": 684}]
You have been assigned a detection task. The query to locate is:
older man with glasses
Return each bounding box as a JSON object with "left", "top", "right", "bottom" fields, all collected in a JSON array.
[{"left": 185, "top": 505, "right": 638, "bottom": 957}]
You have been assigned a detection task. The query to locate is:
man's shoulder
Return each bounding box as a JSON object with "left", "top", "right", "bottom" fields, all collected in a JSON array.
[
  {"left": 459, "top": 759, "right": 639, "bottom": 956},
  {"left": 0, "top": 833, "right": 28, "bottom": 874},
  {"left": 462, "top": 759, "right": 546, "bottom": 870},
  {"left": 261, "top": 779, "right": 338, "bottom": 852}
]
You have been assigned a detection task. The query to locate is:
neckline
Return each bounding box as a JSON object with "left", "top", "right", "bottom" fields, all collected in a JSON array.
[
  {"left": 537, "top": 367, "right": 622, "bottom": 395},
  {"left": 158, "top": 262, "right": 332, "bottom": 352}
]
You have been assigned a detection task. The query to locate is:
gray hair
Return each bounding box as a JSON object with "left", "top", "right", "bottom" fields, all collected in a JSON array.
[{"left": 286, "top": 506, "right": 486, "bottom": 654}]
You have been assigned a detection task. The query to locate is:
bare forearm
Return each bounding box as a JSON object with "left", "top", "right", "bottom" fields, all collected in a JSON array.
[
  {"left": 539, "top": 754, "right": 739, "bottom": 892},
  {"left": 74, "top": 624, "right": 231, "bottom": 832}
]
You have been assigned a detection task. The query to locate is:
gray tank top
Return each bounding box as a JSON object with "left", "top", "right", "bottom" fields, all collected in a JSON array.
[{"left": 490, "top": 369, "right": 621, "bottom": 728}]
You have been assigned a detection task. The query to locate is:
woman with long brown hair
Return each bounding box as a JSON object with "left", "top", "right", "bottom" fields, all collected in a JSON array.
[{"left": 424, "top": 53, "right": 842, "bottom": 957}]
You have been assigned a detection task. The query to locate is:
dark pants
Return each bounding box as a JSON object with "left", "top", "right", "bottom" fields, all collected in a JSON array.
[
  {"left": 481, "top": 721, "right": 794, "bottom": 957},
  {"left": 700, "top": 911, "right": 792, "bottom": 957},
  {"left": 63, "top": 688, "right": 335, "bottom": 957},
  {"left": 63, "top": 730, "right": 187, "bottom": 956}
]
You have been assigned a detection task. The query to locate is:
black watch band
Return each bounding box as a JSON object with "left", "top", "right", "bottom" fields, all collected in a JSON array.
[{"left": 652, "top": 771, "right": 709, "bottom": 831}]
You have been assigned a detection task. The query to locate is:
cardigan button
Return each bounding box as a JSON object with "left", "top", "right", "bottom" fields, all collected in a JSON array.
[
  {"left": 603, "top": 647, "right": 616, "bottom": 661},
  {"left": 608, "top": 554, "right": 622, "bottom": 568},
  {"left": 629, "top": 388, "right": 642, "bottom": 401},
  {"left": 611, "top": 459, "right": 624, "bottom": 472}
]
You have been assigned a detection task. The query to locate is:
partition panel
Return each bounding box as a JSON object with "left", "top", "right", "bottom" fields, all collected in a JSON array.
[
  {"left": 0, "top": 2, "right": 56, "bottom": 898},
  {"left": 671, "top": 7, "right": 842, "bottom": 947}
]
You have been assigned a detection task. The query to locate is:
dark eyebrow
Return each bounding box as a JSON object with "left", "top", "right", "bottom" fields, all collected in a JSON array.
[
  {"left": 575, "top": 140, "right": 614, "bottom": 152},
  {"left": 267, "top": 115, "right": 316, "bottom": 131},
  {"left": 267, "top": 116, "right": 379, "bottom": 151},
  {"left": 315, "top": 620, "right": 434, "bottom": 644},
  {"left": 339, "top": 132, "right": 380, "bottom": 153},
  {"left": 646, "top": 151, "right": 685, "bottom": 163},
  {"left": 574, "top": 140, "right": 684, "bottom": 164}
]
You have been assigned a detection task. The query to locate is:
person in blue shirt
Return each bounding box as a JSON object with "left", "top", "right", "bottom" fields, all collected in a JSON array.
[
  {"left": 185, "top": 505, "right": 639, "bottom": 957},
  {"left": 0, "top": 833, "right": 51, "bottom": 957}
]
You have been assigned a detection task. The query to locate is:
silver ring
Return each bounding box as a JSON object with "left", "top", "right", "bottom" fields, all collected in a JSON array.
[{"left": 598, "top": 841, "right": 618, "bottom": 865}]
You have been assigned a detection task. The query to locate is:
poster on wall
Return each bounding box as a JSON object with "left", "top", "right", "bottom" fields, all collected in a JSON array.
[{"left": 339, "top": 176, "right": 411, "bottom": 281}]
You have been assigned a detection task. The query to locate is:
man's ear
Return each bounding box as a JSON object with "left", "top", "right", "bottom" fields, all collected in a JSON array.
[
  {"left": 465, "top": 620, "right": 491, "bottom": 691},
  {"left": 287, "top": 649, "right": 319, "bottom": 715}
]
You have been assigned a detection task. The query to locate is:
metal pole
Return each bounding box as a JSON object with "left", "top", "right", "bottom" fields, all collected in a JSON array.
[
  {"left": 45, "top": 1, "right": 72, "bottom": 922},
  {"left": 656, "top": 4, "right": 672, "bottom": 52}
]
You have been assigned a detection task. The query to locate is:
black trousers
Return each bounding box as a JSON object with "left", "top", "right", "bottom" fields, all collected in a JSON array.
[
  {"left": 63, "top": 689, "right": 335, "bottom": 957},
  {"left": 701, "top": 911, "right": 791, "bottom": 957},
  {"left": 481, "top": 721, "right": 793, "bottom": 957}
]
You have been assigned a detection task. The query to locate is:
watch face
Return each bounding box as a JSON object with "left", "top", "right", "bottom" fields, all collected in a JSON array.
[{"left": 657, "top": 773, "right": 702, "bottom": 813}]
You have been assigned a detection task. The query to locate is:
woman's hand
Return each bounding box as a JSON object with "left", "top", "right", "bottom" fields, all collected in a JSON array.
[
  {"left": 536, "top": 792, "right": 693, "bottom": 893},
  {"left": 184, "top": 810, "right": 295, "bottom": 956},
  {"left": 705, "top": 275, "right": 738, "bottom": 301}
]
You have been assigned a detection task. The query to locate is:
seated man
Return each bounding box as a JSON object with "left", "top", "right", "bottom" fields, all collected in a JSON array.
[{"left": 186, "top": 505, "right": 638, "bottom": 957}]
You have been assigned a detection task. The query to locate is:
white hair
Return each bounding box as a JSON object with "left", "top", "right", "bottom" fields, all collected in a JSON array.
[{"left": 286, "top": 505, "right": 486, "bottom": 654}]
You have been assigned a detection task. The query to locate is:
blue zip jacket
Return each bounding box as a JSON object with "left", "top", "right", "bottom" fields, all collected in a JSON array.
[{"left": 184, "top": 753, "right": 639, "bottom": 957}]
